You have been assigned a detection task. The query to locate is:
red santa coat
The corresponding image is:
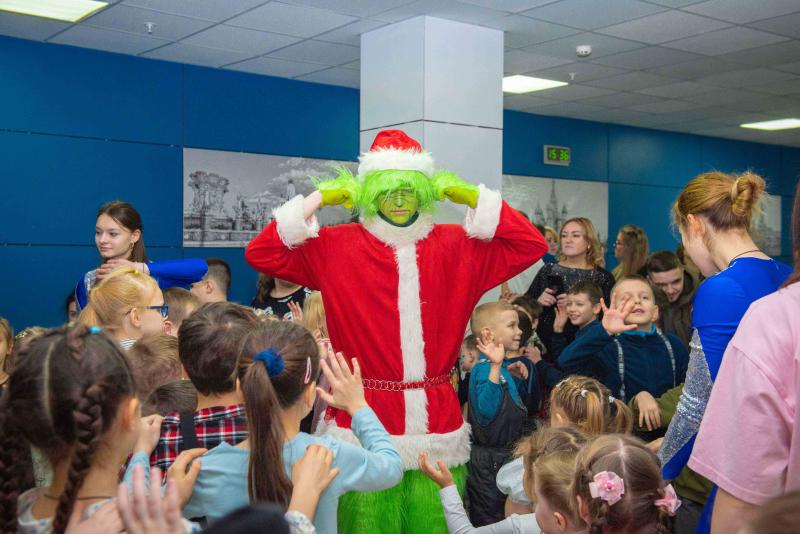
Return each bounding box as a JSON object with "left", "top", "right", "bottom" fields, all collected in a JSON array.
[{"left": 245, "top": 185, "right": 547, "bottom": 468}]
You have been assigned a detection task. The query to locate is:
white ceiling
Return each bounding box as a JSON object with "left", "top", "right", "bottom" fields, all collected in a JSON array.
[{"left": 2, "top": 0, "right": 800, "bottom": 146}]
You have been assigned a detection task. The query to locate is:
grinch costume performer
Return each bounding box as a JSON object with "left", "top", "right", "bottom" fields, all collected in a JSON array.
[{"left": 245, "top": 130, "right": 546, "bottom": 533}]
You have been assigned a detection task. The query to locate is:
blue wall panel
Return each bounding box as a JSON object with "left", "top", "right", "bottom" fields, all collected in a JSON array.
[
  {"left": 608, "top": 126, "right": 702, "bottom": 187},
  {"left": 700, "top": 137, "right": 782, "bottom": 191},
  {"left": 0, "top": 36, "right": 182, "bottom": 145},
  {"left": 503, "top": 111, "right": 607, "bottom": 182},
  {"left": 780, "top": 147, "right": 800, "bottom": 196},
  {"left": 0, "top": 130, "right": 182, "bottom": 246},
  {"left": 184, "top": 67, "right": 359, "bottom": 160}
]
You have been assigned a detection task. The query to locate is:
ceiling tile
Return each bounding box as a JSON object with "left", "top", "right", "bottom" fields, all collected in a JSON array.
[
  {"left": 652, "top": 106, "right": 735, "bottom": 123},
  {"left": 579, "top": 91, "right": 665, "bottom": 107},
  {"left": 684, "top": 0, "right": 800, "bottom": 24},
  {"left": 281, "top": 0, "right": 415, "bottom": 17},
  {"left": 268, "top": 40, "right": 360, "bottom": 65},
  {"left": 48, "top": 25, "right": 169, "bottom": 55},
  {"left": 504, "top": 49, "right": 573, "bottom": 73},
  {"left": 85, "top": 4, "right": 214, "bottom": 40},
  {"left": 748, "top": 12, "right": 800, "bottom": 39},
  {"left": 754, "top": 96, "right": 800, "bottom": 115},
  {"left": 503, "top": 93, "right": 561, "bottom": 111},
  {"left": 521, "top": 0, "right": 666, "bottom": 31},
  {"left": 341, "top": 59, "right": 360, "bottom": 70},
  {"left": 520, "top": 32, "right": 645, "bottom": 60},
  {"left": 645, "top": 56, "right": 746, "bottom": 79},
  {"left": 682, "top": 89, "right": 774, "bottom": 106},
  {"left": 0, "top": 11, "right": 70, "bottom": 41},
  {"left": 585, "top": 71, "right": 676, "bottom": 90},
  {"left": 226, "top": 56, "right": 327, "bottom": 77},
  {"left": 711, "top": 112, "right": 782, "bottom": 126},
  {"left": 697, "top": 68, "right": 797, "bottom": 88},
  {"left": 636, "top": 80, "right": 716, "bottom": 97},
  {"left": 574, "top": 107, "right": 656, "bottom": 123},
  {"left": 716, "top": 41, "right": 800, "bottom": 67},
  {"left": 480, "top": 15, "right": 580, "bottom": 48},
  {"left": 663, "top": 27, "right": 788, "bottom": 56},
  {"left": 295, "top": 66, "right": 361, "bottom": 87},
  {"left": 528, "top": 101, "right": 609, "bottom": 117},
  {"left": 461, "top": 0, "right": 562, "bottom": 13},
  {"left": 774, "top": 61, "right": 800, "bottom": 75},
  {"left": 529, "top": 61, "right": 628, "bottom": 82},
  {"left": 748, "top": 79, "right": 800, "bottom": 96},
  {"left": 660, "top": 119, "right": 729, "bottom": 132},
  {"left": 592, "top": 46, "right": 702, "bottom": 69},
  {"left": 227, "top": 3, "right": 357, "bottom": 37},
  {"left": 314, "top": 19, "right": 388, "bottom": 46},
  {"left": 181, "top": 25, "right": 300, "bottom": 55},
  {"left": 596, "top": 10, "right": 730, "bottom": 44},
  {"left": 122, "top": 0, "right": 267, "bottom": 22},
  {"left": 534, "top": 84, "right": 616, "bottom": 100},
  {"left": 628, "top": 99, "right": 705, "bottom": 113},
  {"left": 372, "top": 0, "right": 509, "bottom": 24},
  {"left": 142, "top": 42, "right": 254, "bottom": 67},
  {"left": 642, "top": 0, "right": 707, "bottom": 6}
]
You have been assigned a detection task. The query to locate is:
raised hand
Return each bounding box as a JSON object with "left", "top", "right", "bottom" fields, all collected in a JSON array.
[
  {"left": 538, "top": 288, "right": 557, "bottom": 307},
  {"left": 553, "top": 303, "right": 568, "bottom": 333},
  {"left": 319, "top": 188, "right": 353, "bottom": 209},
  {"left": 134, "top": 414, "right": 164, "bottom": 455},
  {"left": 315, "top": 345, "right": 368, "bottom": 416},
  {"left": 286, "top": 300, "right": 304, "bottom": 323},
  {"left": 418, "top": 452, "right": 455, "bottom": 489},
  {"left": 117, "top": 465, "right": 184, "bottom": 534},
  {"left": 476, "top": 332, "right": 504, "bottom": 366},
  {"left": 600, "top": 294, "right": 637, "bottom": 335}
]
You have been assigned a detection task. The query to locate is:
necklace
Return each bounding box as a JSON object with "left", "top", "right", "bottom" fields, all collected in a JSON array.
[
  {"left": 728, "top": 249, "right": 762, "bottom": 266},
  {"left": 43, "top": 494, "right": 113, "bottom": 501}
]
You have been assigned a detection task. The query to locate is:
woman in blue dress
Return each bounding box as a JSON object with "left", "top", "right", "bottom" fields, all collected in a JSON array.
[
  {"left": 75, "top": 201, "right": 207, "bottom": 309},
  {"left": 659, "top": 171, "right": 791, "bottom": 533}
]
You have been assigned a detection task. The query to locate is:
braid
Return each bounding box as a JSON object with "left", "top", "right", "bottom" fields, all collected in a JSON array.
[
  {"left": 654, "top": 506, "right": 673, "bottom": 534},
  {"left": 51, "top": 383, "right": 105, "bottom": 534},
  {"left": 0, "top": 405, "right": 22, "bottom": 534},
  {"left": 588, "top": 501, "right": 610, "bottom": 534}
]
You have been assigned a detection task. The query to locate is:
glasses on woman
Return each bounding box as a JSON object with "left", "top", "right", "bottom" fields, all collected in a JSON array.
[{"left": 128, "top": 304, "right": 169, "bottom": 319}]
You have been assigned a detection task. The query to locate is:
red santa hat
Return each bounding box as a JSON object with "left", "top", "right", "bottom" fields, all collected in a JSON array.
[{"left": 357, "top": 130, "right": 435, "bottom": 181}]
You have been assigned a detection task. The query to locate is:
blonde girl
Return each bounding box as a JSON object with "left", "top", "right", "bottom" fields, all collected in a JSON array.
[
  {"left": 611, "top": 225, "right": 649, "bottom": 280},
  {"left": 549, "top": 376, "right": 632, "bottom": 435},
  {"left": 79, "top": 267, "right": 167, "bottom": 350}
]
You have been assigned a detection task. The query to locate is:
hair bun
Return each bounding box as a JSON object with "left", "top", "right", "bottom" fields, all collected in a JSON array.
[{"left": 730, "top": 172, "right": 765, "bottom": 219}]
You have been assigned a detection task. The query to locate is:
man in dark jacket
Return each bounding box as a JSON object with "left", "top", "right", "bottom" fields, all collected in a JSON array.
[{"left": 646, "top": 251, "right": 697, "bottom": 349}]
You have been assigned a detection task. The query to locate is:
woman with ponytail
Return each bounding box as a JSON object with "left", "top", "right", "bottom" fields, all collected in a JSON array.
[
  {"left": 574, "top": 434, "right": 680, "bottom": 534},
  {"left": 150, "top": 321, "right": 402, "bottom": 533},
  {"left": 0, "top": 323, "right": 180, "bottom": 534},
  {"left": 659, "top": 171, "right": 792, "bottom": 533},
  {"left": 78, "top": 267, "right": 167, "bottom": 351},
  {"left": 75, "top": 201, "right": 207, "bottom": 310}
]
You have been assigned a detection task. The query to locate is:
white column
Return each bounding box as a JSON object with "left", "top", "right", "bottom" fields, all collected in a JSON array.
[{"left": 360, "top": 16, "right": 504, "bottom": 223}]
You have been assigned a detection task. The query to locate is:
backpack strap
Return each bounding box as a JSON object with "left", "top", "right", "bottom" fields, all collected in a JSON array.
[
  {"left": 613, "top": 338, "right": 626, "bottom": 403},
  {"left": 178, "top": 412, "right": 199, "bottom": 452}
]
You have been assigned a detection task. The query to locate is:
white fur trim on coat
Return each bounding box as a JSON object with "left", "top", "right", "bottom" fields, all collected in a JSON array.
[
  {"left": 395, "top": 243, "right": 428, "bottom": 435},
  {"left": 464, "top": 184, "right": 502, "bottom": 241},
  {"left": 362, "top": 212, "right": 434, "bottom": 247},
  {"left": 358, "top": 148, "right": 435, "bottom": 181},
  {"left": 273, "top": 194, "right": 319, "bottom": 249},
  {"left": 317, "top": 419, "right": 472, "bottom": 469}
]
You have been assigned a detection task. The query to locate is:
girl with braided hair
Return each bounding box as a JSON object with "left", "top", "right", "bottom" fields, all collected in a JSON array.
[
  {"left": 573, "top": 435, "right": 680, "bottom": 534},
  {"left": 0, "top": 323, "right": 174, "bottom": 534}
]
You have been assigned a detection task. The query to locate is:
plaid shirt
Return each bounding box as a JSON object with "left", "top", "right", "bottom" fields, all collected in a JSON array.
[{"left": 150, "top": 404, "right": 248, "bottom": 471}]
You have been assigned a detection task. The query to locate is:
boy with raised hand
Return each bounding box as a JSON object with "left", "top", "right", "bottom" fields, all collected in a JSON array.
[
  {"left": 467, "top": 301, "right": 531, "bottom": 526},
  {"left": 557, "top": 276, "right": 689, "bottom": 432}
]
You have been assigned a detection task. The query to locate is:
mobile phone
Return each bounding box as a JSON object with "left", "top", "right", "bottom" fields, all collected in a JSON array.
[{"left": 546, "top": 274, "right": 565, "bottom": 295}]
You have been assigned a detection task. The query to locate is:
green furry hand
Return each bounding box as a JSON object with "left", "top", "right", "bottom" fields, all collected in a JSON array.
[
  {"left": 320, "top": 189, "right": 353, "bottom": 210},
  {"left": 441, "top": 186, "right": 478, "bottom": 208}
]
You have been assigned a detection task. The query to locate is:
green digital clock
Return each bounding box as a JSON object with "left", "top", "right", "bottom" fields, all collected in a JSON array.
[{"left": 543, "top": 145, "right": 571, "bottom": 166}]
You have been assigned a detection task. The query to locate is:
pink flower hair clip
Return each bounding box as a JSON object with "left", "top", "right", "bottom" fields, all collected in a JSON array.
[
  {"left": 654, "top": 484, "right": 682, "bottom": 516},
  {"left": 589, "top": 471, "right": 625, "bottom": 506}
]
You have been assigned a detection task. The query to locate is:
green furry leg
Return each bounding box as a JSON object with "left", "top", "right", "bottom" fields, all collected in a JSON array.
[{"left": 337, "top": 465, "right": 467, "bottom": 534}]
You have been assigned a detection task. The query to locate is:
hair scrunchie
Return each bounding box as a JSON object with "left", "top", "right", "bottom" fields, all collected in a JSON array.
[{"left": 254, "top": 348, "right": 285, "bottom": 378}]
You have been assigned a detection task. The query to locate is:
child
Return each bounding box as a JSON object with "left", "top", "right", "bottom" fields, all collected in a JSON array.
[
  {"left": 79, "top": 267, "right": 167, "bottom": 351},
  {"left": 150, "top": 302, "right": 258, "bottom": 472},
  {"left": 558, "top": 276, "right": 688, "bottom": 408},
  {"left": 144, "top": 380, "right": 198, "bottom": 417},
  {"left": 162, "top": 287, "right": 201, "bottom": 337},
  {"left": 552, "top": 281, "right": 602, "bottom": 360},
  {"left": 573, "top": 434, "right": 681, "bottom": 533},
  {"left": 468, "top": 301, "right": 532, "bottom": 526},
  {"left": 0, "top": 323, "right": 180, "bottom": 533},
  {"left": 458, "top": 334, "right": 479, "bottom": 409},
  {"left": 128, "top": 334, "right": 182, "bottom": 401},
  {"left": 498, "top": 376, "right": 632, "bottom": 513},
  {"left": 190, "top": 258, "right": 231, "bottom": 304},
  {"left": 142, "top": 320, "right": 404, "bottom": 532},
  {"left": 506, "top": 307, "right": 542, "bottom": 431},
  {"left": 302, "top": 290, "right": 328, "bottom": 341},
  {"left": 418, "top": 426, "right": 587, "bottom": 534}
]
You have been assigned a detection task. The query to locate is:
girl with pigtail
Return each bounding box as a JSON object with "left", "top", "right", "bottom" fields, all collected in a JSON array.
[
  {"left": 156, "top": 321, "right": 403, "bottom": 533},
  {"left": 573, "top": 435, "right": 681, "bottom": 534},
  {"left": 0, "top": 323, "right": 186, "bottom": 534}
]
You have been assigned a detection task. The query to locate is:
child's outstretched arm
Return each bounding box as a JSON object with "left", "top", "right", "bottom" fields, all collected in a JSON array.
[
  {"left": 468, "top": 333, "right": 507, "bottom": 427},
  {"left": 316, "top": 348, "right": 403, "bottom": 492}
]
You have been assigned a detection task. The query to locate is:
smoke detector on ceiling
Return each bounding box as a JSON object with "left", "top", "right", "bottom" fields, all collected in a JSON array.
[{"left": 576, "top": 45, "right": 592, "bottom": 58}]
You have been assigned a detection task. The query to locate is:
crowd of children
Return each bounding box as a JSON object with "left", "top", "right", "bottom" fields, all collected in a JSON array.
[{"left": 1, "top": 165, "right": 799, "bottom": 534}]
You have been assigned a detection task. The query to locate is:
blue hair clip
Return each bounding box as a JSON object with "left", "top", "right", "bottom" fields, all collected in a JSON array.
[
  {"left": 254, "top": 348, "right": 285, "bottom": 378},
  {"left": 88, "top": 326, "right": 102, "bottom": 334}
]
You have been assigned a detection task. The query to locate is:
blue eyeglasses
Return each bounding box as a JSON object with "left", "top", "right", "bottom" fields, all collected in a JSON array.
[{"left": 127, "top": 304, "right": 169, "bottom": 319}]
